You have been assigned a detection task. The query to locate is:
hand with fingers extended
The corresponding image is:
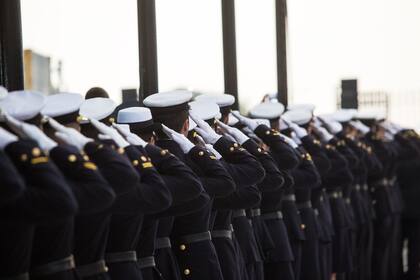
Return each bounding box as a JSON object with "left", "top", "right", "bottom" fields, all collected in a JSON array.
[
  {"left": 231, "top": 111, "right": 259, "bottom": 131},
  {"left": 189, "top": 112, "right": 221, "bottom": 144},
  {"left": 89, "top": 119, "right": 130, "bottom": 148},
  {"left": 216, "top": 119, "right": 249, "bottom": 145},
  {"left": 5, "top": 115, "right": 57, "bottom": 152},
  {"left": 161, "top": 125, "right": 195, "bottom": 153},
  {"left": 280, "top": 134, "right": 299, "bottom": 149},
  {"left": 0, "top": 127, "right": 18, "bottom": 149},
  {"left": 48, "top": 118, "right": 93, "bottom": 151},
  {"left": 194, "top": 134, "right": 223, "bottom": 159},
  {"left": 112, "top": 123, "right": 147, "bottom": 147},
  {"left": 288, "top": 122, "right": 308, "bottom": 138},
  {"left": 313, "top": 125, "right": 333, "bottom": 142}
]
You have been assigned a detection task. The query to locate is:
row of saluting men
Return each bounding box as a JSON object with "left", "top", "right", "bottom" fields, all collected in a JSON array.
[{"left": 0, "top": 86, "right": 419, "bottom": 280}]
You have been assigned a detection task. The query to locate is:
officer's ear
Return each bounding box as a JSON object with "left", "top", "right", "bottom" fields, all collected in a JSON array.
[{"left": 181, "top": 117, "right": 189, "bottom": 137}]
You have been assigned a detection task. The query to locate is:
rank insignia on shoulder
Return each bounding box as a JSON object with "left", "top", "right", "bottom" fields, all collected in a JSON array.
[
  {"left": 84, "top": 162, "right": 98, "bottom": 170},
  {"left": 142, "top": 162, "right": 153, "bottom": 168},
  {"left": 31, "top": 156, "right": 49, "bottom": 165}
]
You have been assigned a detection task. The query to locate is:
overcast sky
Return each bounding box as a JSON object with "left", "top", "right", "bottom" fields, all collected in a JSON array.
[{"left": 20, "top": 0, "right": 420, "bottom": 121}]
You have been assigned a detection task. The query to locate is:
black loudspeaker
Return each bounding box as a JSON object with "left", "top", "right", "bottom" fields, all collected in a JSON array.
[
  {"left": 122, "top": 89, "right": 138, "bottom": 103},
  {"left": 341, "top": 79, "right": 358, "bottom": 109}
]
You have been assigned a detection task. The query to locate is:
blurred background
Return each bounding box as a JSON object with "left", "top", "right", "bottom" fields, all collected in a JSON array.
[{"left": 20, "top": 0, "right": 420, "bottom": 128}]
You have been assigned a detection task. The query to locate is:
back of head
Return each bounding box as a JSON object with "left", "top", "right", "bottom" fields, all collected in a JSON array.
[{"left": 85, "top": 87, "right": 109, "bottom": 99}]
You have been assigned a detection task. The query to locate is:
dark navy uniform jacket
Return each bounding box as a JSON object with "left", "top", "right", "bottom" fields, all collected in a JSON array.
[
  {"left": 0, "top": 150, "right": 25, "bottom": 206},
  {"left": 0, "top": 140, "right": 78, "bottom": 278},
  {"left": 158, "top": 138, "right": 236, "bottom": 280},
  {"left": 29, "top": 144, "right": 115, "bottom": 280}
]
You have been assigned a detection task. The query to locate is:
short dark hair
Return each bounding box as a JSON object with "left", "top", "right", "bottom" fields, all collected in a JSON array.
[
  {"left": 151, "top": 110, "right": 189, "bottom": 133},
  {"left": 85, "top": 87, "right": 109, "bottom": 99}
]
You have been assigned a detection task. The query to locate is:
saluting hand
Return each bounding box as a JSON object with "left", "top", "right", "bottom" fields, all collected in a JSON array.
[
  {"left": 231, "top": 111, "right": 259, "bottom": 131},
  {"left": 48, "top": 118, "right": 93, "bottom": 151},
  {"left": 161, "top": 125, "right": 195, "bottom": 153},
  {"left": 89, "top": 119, "right": 130, "bottom": 148},
  {"left": 5, "top": 115, "right": 57, "bottom": 152},
  {"left": 189, "top": 112, "right": 222, "bottom": 145},
  {"left": 313, "top": 125, "right": 333, "bottom": 142},
  {"left": 0, "top": 127, "right": 18, "bottom": 149},
  {"left": 216, "top": 120, "right": 249, "bottom": 145},
  {"left": 112, "top": 123, "right": 147, "bottom": 147}
]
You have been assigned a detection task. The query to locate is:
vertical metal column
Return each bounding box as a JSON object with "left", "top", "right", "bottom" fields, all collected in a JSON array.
[
  {"left": 221, "top": 0, "right": 239, "bottom": 110},
  {"left": 137, "top": 0, "right": 158, "bottom": 102},
  {"left": 0, "top": 0, "right": 24, "bottom": 90},
  {"left": 275, "top": 0, "right": 288, "bottom": 106}
]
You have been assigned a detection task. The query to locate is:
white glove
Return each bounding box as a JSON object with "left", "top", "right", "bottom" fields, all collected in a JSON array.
[
  {"left": 48, "top": 118, "right": 93, "bottom": 151},
  {"left": 313, "top": 125, "right": 334, "bottom": 142},
  {"left": 5, "top": 115, "right": 57, "bottom": 152},
  {"left": 0, "top": 127, "right": 18, "bottom": 149},
  {"left": 289, "top": 123, "right": 308, "bottom": 138},
  {"left": 112, "top": 124, "right": 147, "bottom": 147},
  {"left": 231, "top": 111, "right": 259, "bottom": 131},
  {"left": 290, "top": 132, "right": 302, "bottom": 145},
  {"left": 189, "top": 112, "right": 222, "bottom": 145},
  {"left": 384, "top": 131, "right": 394, "bottom": 141},
  {"left": 162, "top": 125, "right": 195, "bottom": 153},
  {"left": 216, "top": 120, "right": 249, "bottom": 145},
  {"left": 205, "top": 144, "right": 223, "bottom": 160},
  {"left": 90, "top": 119, "right": 130, "bottom": 148},
  {"left": 280, "top": 134, "right": 299, "bottom": 149}
]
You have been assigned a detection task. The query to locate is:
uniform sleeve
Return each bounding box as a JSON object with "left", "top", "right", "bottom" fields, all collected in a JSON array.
[
  {"left": 291, "top": 150, "right": 321, "bottom": 189},
  {"left": 0, "top": 151, "right": 25, "bottom": 206},
  {"left": 213, "top": 184, "right": 261, "bottom": 210},
  {"left": 322, "top": 145, "right": 353, "bottom": 189},
  {"left": 151, "top": 191, "right": 211, "bottom": 218},
  {"left": 49, "top": 145, "right": 116, "bottom": 215},
  {"left": 301, "top": 135, "right": 331, "bottom": 177},
  {"left": 254, "top": 125, "right": 300, "bottom": 170},
  {"left": 145, "top": 144, "right": 204, "bottom": 205},
  {"left": 241, "top": 139, "right": 284, "bottom": 192},
  {"left": 111, "top": 145, "right": 172, "bottom": 214},
  {"left": 2, "top": 140, "right": 78, "bottom": 221},
  {"left": 185, "top": 146, "right": 236, "bottom": 198},
  {"left": 213, "top": 137, "right": 266, "bottom": 187},
  {"left": 84, "top": 141, "right": 139, "bottom": 195}
]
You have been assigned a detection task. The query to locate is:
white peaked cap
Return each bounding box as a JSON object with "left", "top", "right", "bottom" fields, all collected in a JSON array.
[
  {"left": 117, "top": 107, "right": 152, "bottom": 124},
  {"left": 249, "top": 102, "right": 285, "bottom": 119},
  {"left": 194, "top": 93, "right": 235, "bottom": 108},
  {"left": 41, "top": 92, "right": 83, "bottom": 117},
  {"left": 189, "top": 101, "right": 221, "bottom": 121},
  {"left": 79, "top": 97, "right": 117, "bottom": 121},
  {"left": 287, "top": 103, "right": 316, "bottom": 113},
  {"left": 0, "top": 90, "right": 45, "bottom": 121},
  {"left": 282, "top": 109, "right": 313, "bottom": 125},
  {"left": 143, "top": 90, "right": 192, "bottom": 108},
  {"left": 330, "top": 109, "right": 357, "bottom": 123}
]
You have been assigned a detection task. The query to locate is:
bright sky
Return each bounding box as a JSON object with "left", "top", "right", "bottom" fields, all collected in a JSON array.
[{"left": 20, "top": 0, "right": 420, "bottom": 123}]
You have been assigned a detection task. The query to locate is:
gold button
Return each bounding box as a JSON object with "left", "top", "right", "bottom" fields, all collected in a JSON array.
[
  {"left": 179, "top": 244, "right": 186, "bottom": 251},
  {"left": 184, "top": 269, "right": 191, "bottom": 275},
  {"left": 257, "top": 148, "right": 262, "bottom": 152},
  {"left": 108, "top": 117, "right": 115, "bottom": 124},
  {"left": 68, "top": 154, "right": 77, "bottom": 162},
  {"left": 141, "top": 156, "right": 147, "bottom": 162},
  {"left": 117, "top": 148, "right": 124, "bottom": 154},
  {"left": 133, "top": 160, "right": 139, "bottom": 166},
  {"left": 265, "top": 130, "right": 270, "bottom": 135},
  {"left": 229, "top": 147, "right": 234, "bottom": 152},
  {"left": 21, "top": 154, "right": 28, "bottom": 162},
  {"left": 32, "top": 147, "right": 41, "bottom": 157},
  {"left": 198, "top": 151, "right": 204, "bottom": 156},
  {"left": 233, "top": 143, "right": 239, "bottom": 148},
  {"left": 104, "top": 266, "right": 109, "bottom": 272},
  {"left": 98, "top": 144, "right": 104, "bottom": 149},
  {"left": 301, "top": 224, "right": 306, "bottom": 230},
  {"left": 83, "top": 155, "right": 90, "bottom": 161},
  {"left": 160, "top": 150, "right": 167, "bottom": 156}
]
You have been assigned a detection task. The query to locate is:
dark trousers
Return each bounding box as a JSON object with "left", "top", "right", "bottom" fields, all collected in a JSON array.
[
  {"left": 264, "top": 262, "right": 294, "bottom": 280},
  {"left": 372, "top": 216, "right": 393, "bottom": 280},
  {"left": 402, "top": 219, "right": 420, "bottom": 280}
]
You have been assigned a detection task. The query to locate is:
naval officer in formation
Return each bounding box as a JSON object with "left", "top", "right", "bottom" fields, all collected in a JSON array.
[{"left": 0, "top": 86, "right": 419, "bottom": 280}]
